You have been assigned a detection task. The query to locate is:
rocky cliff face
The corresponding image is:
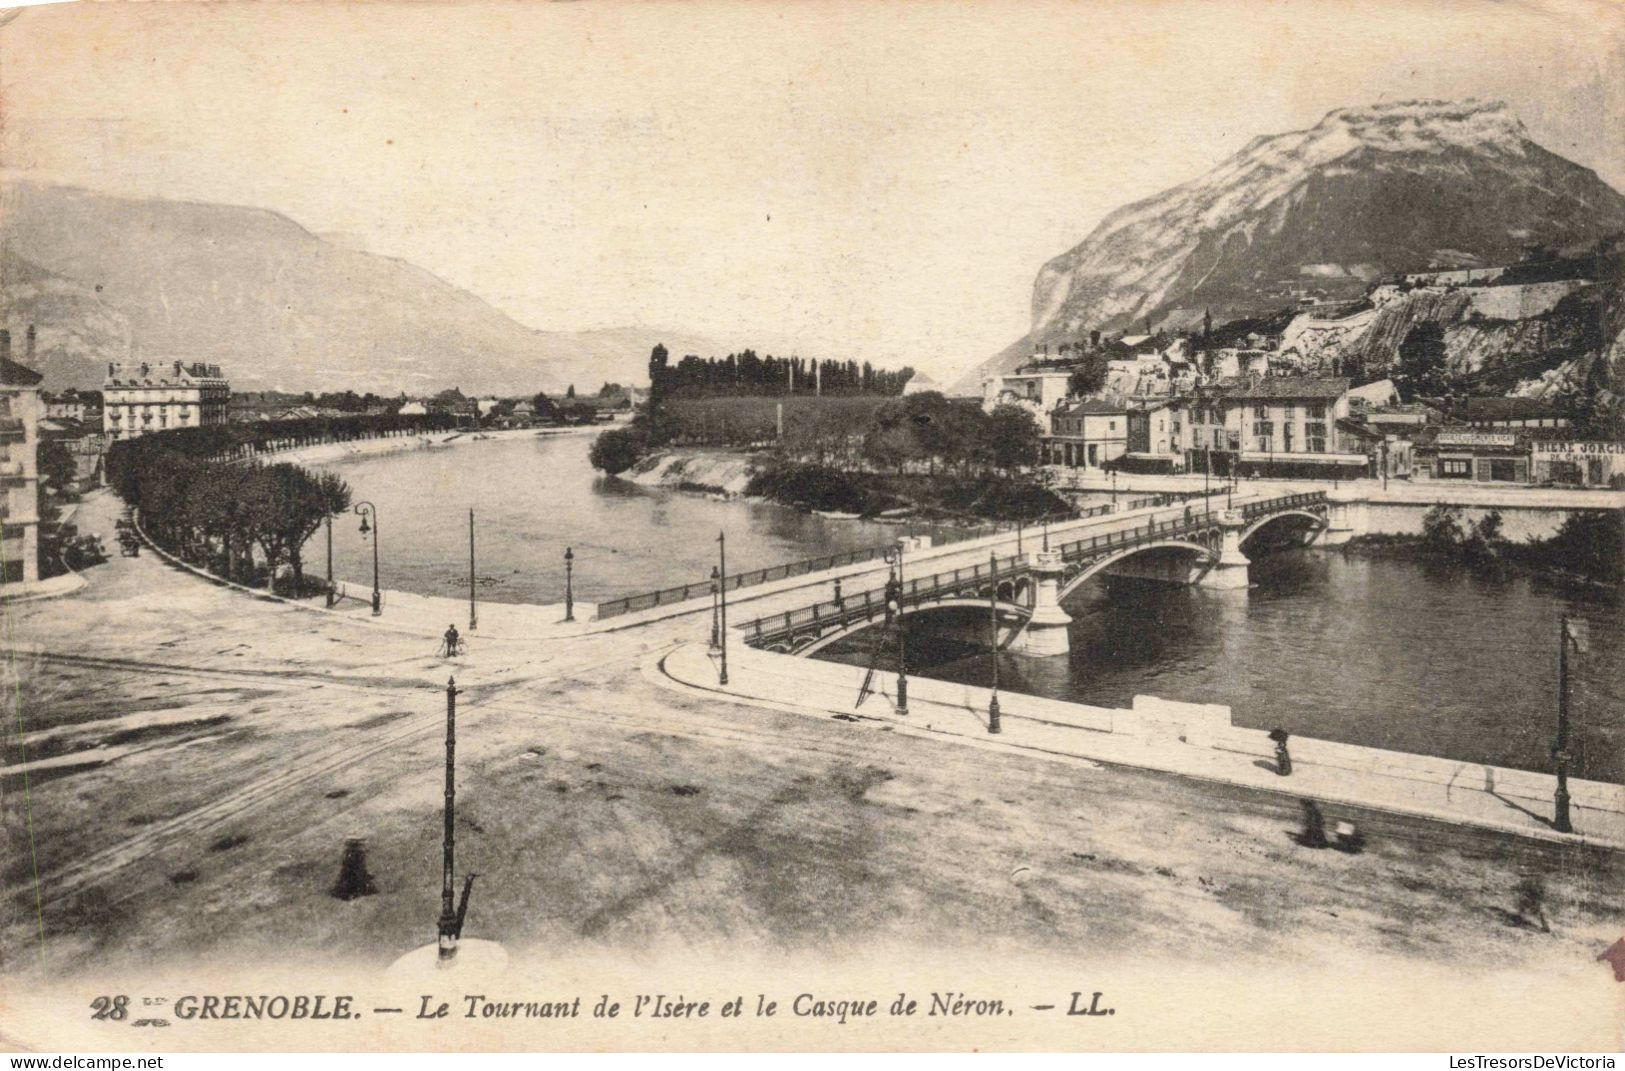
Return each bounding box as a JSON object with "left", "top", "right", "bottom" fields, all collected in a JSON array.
[
  {"left": 952, "top": 99, "right": 1625, "bottom": 397},
  {"left": 1032, "top": 100, "right": 1625, "bottom": 341}
]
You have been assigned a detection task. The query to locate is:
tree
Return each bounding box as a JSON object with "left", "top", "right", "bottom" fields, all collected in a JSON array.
[
  {"left": 983, "top": 404, "right": 1042, "bottom": 474},
  {"left": 1421, "top": 503, "right": 1465, "bottom": 550},
  {"left": 1068, "top": 351, "right": 1109, "bottom": 396},
  {"left": 589, "top": 426, "right": 649, "bottom": 475},
  {"left": 39, "top": 438, "right": 78, "bottom": 499},
  {"left": 566, "top": 384, "right": 576, "bottom": 399},
  {"left": 1397, "top": 322, "right": 1449, "bottom": 397}
]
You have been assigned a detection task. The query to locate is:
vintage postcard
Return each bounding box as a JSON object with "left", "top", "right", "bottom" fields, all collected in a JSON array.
[{"left": 1, "top": 0, "right": 1622, "bottom": 1054}]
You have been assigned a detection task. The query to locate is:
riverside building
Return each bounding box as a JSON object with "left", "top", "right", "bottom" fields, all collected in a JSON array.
[
  {"left": 0, "top": 329, "right": 43, "bottom": 585},
  {"left": 1186, "top": 376, "right": 1365, "bottom": 478},
  {"left": 103, "top": 360, "right": 230, "bottom": 441}
]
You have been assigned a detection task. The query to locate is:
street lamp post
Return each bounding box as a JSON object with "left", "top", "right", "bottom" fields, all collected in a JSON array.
[
  {"left": 987, "top": 551, "right": 1001, "bottom": 734},
  {"left": 468, "top": 509, "right": 477, "bottom": 631},
  {"left": 709, "top": 565, "right": 721, "bottom": 650},
  {"left": 324, "top": 515, "right": 335, "bottom": 608},
  {"left": 564, "top": 547, "right": 575, "bottom": 623},
  {"left": 716, "top": 531, "right": 729, "bottom": 686},
  {"left": 883, "top": 543, "right": 908, "bottom": 715},
  {"left": 354, "top": 501, "right": 381, "bottom": 616},
  {"left": 1554, "top": 615, "right": 1581, "bottom": 834}
]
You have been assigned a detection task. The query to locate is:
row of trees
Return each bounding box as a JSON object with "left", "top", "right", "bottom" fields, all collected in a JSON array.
[
  {"left": 105, "top": 412, "right": 458, "bottom": 477},
  {"left": 650, "top": 345, "right": 914, "bottom": 401},
  {"left": 116, "top": 447, "right": 351, "bottom": 594},
  {"left": 108, "top": 421, "right": 373, "bottom": 594}
]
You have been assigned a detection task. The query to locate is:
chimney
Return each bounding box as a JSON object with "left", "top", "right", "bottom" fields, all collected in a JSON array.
[
  {"left": 0, "top": 329, "right": 9, "bottom": 364},
  {"left": 1091, "top": 330, "right": 1101, "bottom": 347},
  {"left": 25, "top": 325, "right": 35, "bottom": 364}
]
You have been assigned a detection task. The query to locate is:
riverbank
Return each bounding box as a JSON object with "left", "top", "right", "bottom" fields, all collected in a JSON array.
[
  {"left": 1344, "top": 506, "right": 1623, "bottom": 588},
  {"left": 627, "top": 448, "right": 1071, "bottom": 523},
  {"left": 659, "top": 641, "right": 1625, "bottom": 847},
  {"left": 268, "top": 424, "right": 595, "bottom": 468}
]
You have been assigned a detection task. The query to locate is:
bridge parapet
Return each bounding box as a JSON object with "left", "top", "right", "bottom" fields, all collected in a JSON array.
[{"left": 737, "top": 490, "right": 1328, "bottom": 654}]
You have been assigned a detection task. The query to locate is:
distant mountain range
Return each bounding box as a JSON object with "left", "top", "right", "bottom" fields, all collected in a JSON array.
[
  {"left": 953, "top": 99, "right": 1625, "bottom": 394},
  {"left": 0, "top": 181, "right": 757, "bottom": 394}
]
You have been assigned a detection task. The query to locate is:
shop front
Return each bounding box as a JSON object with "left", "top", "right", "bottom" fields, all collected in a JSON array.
[
  {"left": 1417, "top": 430, "right": 1529, "bottom": 484},
  {"left": 1531, "top": 439, "right": 1625, "bottom": 488}
]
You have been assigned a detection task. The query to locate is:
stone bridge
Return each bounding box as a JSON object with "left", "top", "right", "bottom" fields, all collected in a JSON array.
[{"left": 736, "top": 492, "right": 1328, "bottom": 658}]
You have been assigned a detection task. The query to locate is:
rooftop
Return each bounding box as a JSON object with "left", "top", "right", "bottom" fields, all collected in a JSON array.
[
  {"left": 1209, "top": 375, "right": 1350, "bottom": 400},
  {"left": 1057, "top": 398, "right": 1128, "bottom": 416},
  {"left": 0, "top": 358, "right": 43, "bottom": 388},
  {"left": 1449, "top": 396, "right": 1572, "bottom": 421}
]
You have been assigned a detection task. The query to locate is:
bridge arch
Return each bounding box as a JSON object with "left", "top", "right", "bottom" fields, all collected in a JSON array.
[
  {"left": 1055, "top": 539, "right": 1216, "bottom": 603},
  {"left": 1239, "top": 508, "right": 1326, "bottom": 548},
  {"left": 791, "top": 598, "right": 1031, "bottom": 657}
]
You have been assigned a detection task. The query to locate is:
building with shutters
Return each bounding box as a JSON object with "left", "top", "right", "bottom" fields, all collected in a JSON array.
[{"left": 103, "top": 360, "right": 230, "bottom": 441}]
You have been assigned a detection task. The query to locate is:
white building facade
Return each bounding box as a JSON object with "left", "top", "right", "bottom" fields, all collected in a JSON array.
[
  {"left": 103, "top": 360, "right": 230, "bottom": 441},
  {"left": 1, "top": 331, "right": 43, "bottom": 585}
]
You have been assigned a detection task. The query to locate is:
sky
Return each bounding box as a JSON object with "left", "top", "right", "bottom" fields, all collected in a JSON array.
[{"left": 4, "top": 0, "right": 1624, "bottom": 380}]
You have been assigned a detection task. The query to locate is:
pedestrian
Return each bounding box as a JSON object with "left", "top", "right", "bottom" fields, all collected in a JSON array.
[
  {"left": 443, "top": 623, "right": 460, "bottom": 658},
  {"left": 1299, "top": 799, "right": 1328, "bottom": 848},
  {"left": 1515, "top": 872, "right": 1550, "bottom": 933},
  {"left": 1268, "top": 727, "right": 1292, "bottom": 776}
]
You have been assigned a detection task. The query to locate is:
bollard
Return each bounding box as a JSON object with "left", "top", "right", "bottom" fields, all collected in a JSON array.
[{"left": 330, "top": 837, "right": 378, "bottom": 900}]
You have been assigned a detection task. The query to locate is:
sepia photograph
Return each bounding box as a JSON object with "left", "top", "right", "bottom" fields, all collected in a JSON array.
[{"left": 0, "top": 0, "right": 1621, "bottom": 1055}]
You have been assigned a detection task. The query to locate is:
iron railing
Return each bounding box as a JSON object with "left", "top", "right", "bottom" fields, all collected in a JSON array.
[
  {"left": 594, "top": 506, "right": 1104, "bottom": 619},
  {"left": 737, "top": 489, "right": 1327, "bottom": 646},
  {"left": 593, "top": 486, "right": 1287, "bottom": 621}
]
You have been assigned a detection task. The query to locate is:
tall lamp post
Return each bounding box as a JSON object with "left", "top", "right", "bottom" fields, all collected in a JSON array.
[
  {"left": 709, "top": 565, "right": 721, "bottom": 649},
  {"left": 987, "top": 550, "right": 1001, "bottom": 734},
  {"left": 563, "top": 547, "right": 575, "bottom": 623},
  {"left": 1553, "top": 615, "right": 1586, "bottom": 834},
  {"left": 883, "top": 542, "right": 908, "bottom": 715},
  {"left": 716, "top": 531, "right": 729, "bottom": 686},
  {"left": 324, "top": 515, "right": 335, "bottom": 608},
  {"left": 468, "top": 509, "right": 477, "bottom": 631},
  {"left": 354, "top": 501, "right": 381, "bottom": 616}
]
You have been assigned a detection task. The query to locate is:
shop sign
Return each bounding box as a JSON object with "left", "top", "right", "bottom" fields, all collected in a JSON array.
[
  {"left": 1435, "top": 431, "right": 1517, "bottom": 448},
  {"left": 1532, "top": 440, "right": 1625, "bottom": 457}
]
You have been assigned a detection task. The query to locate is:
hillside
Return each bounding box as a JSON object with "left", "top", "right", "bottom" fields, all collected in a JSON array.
[
  {"left": 954, "top": 99, "right": 1625, "bottom": 395},
  {"left": 0, "top": 181, "right": 722, "bottom": 394}
]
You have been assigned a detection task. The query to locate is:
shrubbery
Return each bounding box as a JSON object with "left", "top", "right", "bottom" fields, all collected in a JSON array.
[
  {"left": 588, "top": 426, "right": 650, "bottom": 475},
  {"left": 1419, "top": 503, "right": 1622, "bottom": 583}
]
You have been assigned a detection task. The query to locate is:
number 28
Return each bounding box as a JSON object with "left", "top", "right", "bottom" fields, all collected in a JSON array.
[{"left": 90, "top": 996, "right": 129, "bottom": 1021}]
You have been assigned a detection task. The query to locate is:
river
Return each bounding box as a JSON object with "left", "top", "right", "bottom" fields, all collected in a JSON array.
[
  {"left": 825, "top": 550, "right": 1624, "bottom": 784},
  {"left": 311, "top": 432, "right": 933, "bottom": 606},
  {"left": 315, "top": 433, "right": 1623, "bottom": 783}
]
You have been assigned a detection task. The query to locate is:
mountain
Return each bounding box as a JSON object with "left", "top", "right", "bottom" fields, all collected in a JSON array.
[
  {"left": 0, "top": 181, "right": 725, "bottom": 394},
  {"left": 953, "top": 99, "right": 1625, "bottom": 394}
]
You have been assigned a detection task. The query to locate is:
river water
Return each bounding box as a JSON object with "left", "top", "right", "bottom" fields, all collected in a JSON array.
[
  {"left": 312, "top": 433, "right": 923, "bottom": 606},
  {"left": 316, "top": 433, "right": 1623, "bottom": 783},
  {"left": 840, "top": 552, "right": 1625, "bottom": 784}
]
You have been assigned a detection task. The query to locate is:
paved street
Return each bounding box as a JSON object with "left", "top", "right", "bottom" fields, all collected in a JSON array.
[{"left": 3, "top": 488, "right": 1621, "bottom": 987}]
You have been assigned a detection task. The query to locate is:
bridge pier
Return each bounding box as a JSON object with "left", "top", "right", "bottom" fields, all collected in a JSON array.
[
  {"left": 1198, "top": 509, "right": 1250, "bottom": 590},
  {"left": 1010, "top": 549, "right": 1072, "bottom": 656}
]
